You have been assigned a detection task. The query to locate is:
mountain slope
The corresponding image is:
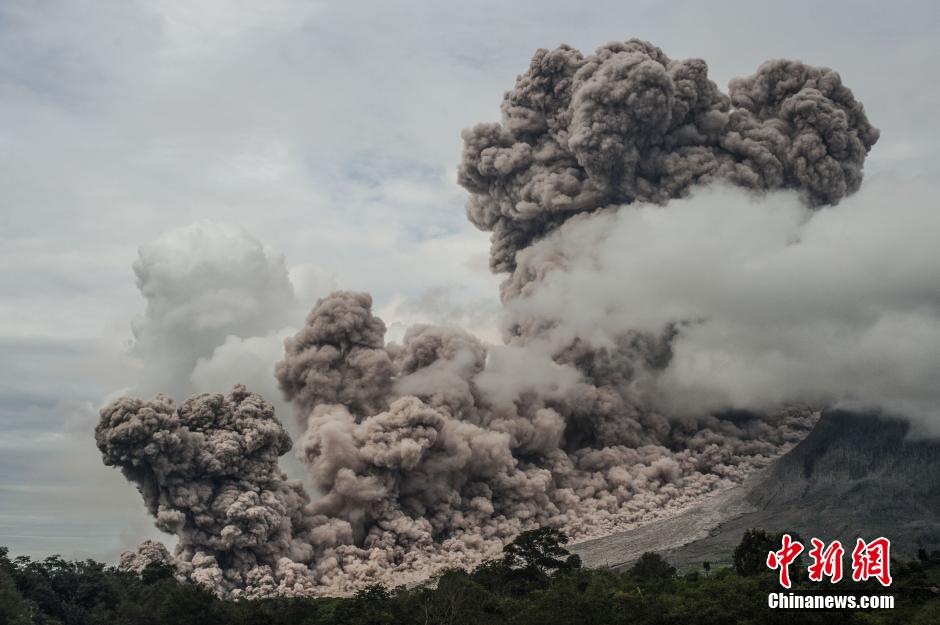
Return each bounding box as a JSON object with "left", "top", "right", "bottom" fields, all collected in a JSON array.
[{"left": 571, "top": 410, "right": 940, "bottom": 570}]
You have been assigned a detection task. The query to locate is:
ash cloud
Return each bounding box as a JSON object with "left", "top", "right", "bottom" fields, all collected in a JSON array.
[
  {"left": 458, "top": 40, "right": 877, "bottom": 276},
  {"left": 97, "top": 39, "right": 895, "bottom": 596},
  {"left": 95, "top": 385, "right": 320, "bottom": 597},
  {"left": 266, "top": 291, "right": 814, "bottom": 595}
]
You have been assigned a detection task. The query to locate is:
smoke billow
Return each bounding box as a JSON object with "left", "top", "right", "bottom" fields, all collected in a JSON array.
[
  {"left": 97, "top": 39, "right": 886, "bottom": 596},
  {"left": 95, "top": 385, "right": 321, "bottom": 597},
  {"left": 458, "top": 40, "right": 877, "bottom": 278}
]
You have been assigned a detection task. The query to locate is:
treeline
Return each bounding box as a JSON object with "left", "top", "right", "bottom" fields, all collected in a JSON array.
[{"left": 2, "top": 528, "right": 939, "bottom": 625}]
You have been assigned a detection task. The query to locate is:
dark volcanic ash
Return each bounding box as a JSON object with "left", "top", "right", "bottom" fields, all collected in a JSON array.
[
  {"left": 95, "top": 386, "right": 320, "bottom": 597},
  {"left": 97, "top": 39, "right": 881, "bottom": 596},
  {"left": 458, "top": 40, "right": 877, "bottom": 278}
]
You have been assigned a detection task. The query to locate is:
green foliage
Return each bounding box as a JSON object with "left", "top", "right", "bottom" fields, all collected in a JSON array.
[
  {"left": 733, "top": 528, "right": 778, "bottom": 576},
  {"left": 502, "top": 527, "right": 573, "bottom": 575},
  {"left": 0, "top": 567, "right": 32, "bottom": 625},
  {"left": 627, "top": 552, "right": 676, "bottom": 582},
  {"left": 733, "top": 527, "right": 806, "bottom": 586},
  {"left": 0, "top": 529, "right": 937, "bottom": 624}
]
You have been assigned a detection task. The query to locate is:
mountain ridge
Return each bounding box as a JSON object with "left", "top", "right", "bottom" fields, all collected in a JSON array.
[{"left": 571, "top": 410, "right": 940, "bottom": 571}]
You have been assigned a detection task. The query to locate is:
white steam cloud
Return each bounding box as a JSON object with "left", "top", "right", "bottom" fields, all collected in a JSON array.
[{"left": 127, "top": 220, "right": 333, "bottom": 400}]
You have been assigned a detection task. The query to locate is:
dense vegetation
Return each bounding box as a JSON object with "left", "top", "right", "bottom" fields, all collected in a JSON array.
[{"left": 2, "top": 528, "right": 938, "bottom": 624}]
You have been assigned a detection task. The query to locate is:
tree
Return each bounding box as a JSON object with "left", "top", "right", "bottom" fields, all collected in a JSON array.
[
  {"left": 733, "top": 528, "right": 805, "bottom": 585},
  {"left": 470, "top": 527, "right": 581, "bottom": 595},
  {"left": 502, "top": 527, "right": 574, "bottom": 577},
  {"left": 0, "top": 567, "right": 31, "bottom": 625},
  {"left": 141, "top": 562, "right": 177, "bottom": 585},
  {"left": 625, "top": 552, "right": 677, "bottom": 594},
  {"left": 733, "top": 529, "right": 778, "bottom": 576},
  {"left": 418, "top": 569, "right": 494, "bottom": 625}
]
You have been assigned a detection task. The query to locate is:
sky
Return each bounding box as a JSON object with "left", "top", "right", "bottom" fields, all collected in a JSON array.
[{"left": 1, "top": 0, "right": 939, "bottom": 562}]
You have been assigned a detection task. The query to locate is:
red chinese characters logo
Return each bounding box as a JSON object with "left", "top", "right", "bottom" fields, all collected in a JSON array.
[
  {"left": 766, "top": 533, "right": 804, "bottom": 589},
  {"left": 807, "top": 538, "right": 845, "bottom": 583},
  {"left": 851, "top": 537, "right": 892, "bottom": 587},
  {"left": 767, "top": 535, "right": 892, "bottom": 588}
]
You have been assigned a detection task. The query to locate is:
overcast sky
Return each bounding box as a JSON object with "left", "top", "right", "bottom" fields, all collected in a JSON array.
[{"left": 1, "top": 0, "right": 938, "bottom": 562}]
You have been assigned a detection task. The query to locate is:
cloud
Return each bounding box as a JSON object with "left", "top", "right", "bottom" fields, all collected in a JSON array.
[
  {"left": 190, "top": 330, "right": 294, "bottom": 401},
  {"left": 129, "top": 220, "right": 322, "bottom": 399},
  {"left": 509, "top": 176, "right": 940, "bottom": 431},
  {"left": 378, "top": 286, "right": 501, "bottom": 345}
]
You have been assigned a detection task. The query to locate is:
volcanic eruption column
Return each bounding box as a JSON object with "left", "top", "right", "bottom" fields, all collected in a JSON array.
[{"left": 95, "top": 39, "right": 877, "bottom": 596}]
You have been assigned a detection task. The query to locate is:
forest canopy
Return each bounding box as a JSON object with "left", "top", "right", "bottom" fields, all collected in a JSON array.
[{"left": 2, "top": 528, "right": 938, "bottom": 625}]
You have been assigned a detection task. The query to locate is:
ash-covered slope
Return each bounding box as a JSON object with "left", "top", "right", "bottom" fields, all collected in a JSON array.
[
  {"left": 744, "top": 410, "right": 940, "bottom": 543},
  {"left": 572, "top": 410, "right": 940, "bottom": 570}
]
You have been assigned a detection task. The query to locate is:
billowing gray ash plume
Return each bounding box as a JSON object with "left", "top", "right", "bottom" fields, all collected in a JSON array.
[
  {"left": 95, "top": 386, "right": 320, "bottom": 597},
  {"left": 459, "top": 39, "right": 877, "bottom": 278},
  {"left": 98, "top": 39, "right": 878, "bottom": 596}
]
